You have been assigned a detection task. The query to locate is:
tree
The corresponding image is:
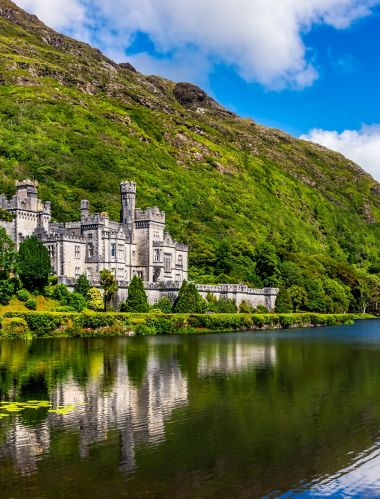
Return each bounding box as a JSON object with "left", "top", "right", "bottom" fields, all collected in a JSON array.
[
  {"left": 288, "top": 285, "right": 307, "bottom": 312},
  {"left": 121, "top": 276, "right": 149, "bottom": 312},
  {"left": 100, "top": 269, "right": 118, "bottom": 311},
  {"left": 275, "top": 288, "right": 292, "bottom": 313},
  {"left": 74, "top": 274, "right": 91, "bottom": 297},
  {"left": 17, "top": 235, "right": 50, "bottom": 292},
  {"left": 173, "top": 280, "right": 206, "bottom": 313},
  {"left": 87, "top": 287, "right": 103, "bottom": 311},
  {"left": 0, "top": 228, "right": 16, "bottom": 279}
]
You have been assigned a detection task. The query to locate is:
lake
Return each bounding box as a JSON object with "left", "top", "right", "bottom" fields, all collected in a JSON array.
[{"left": 1, "top": 320, "right": 380, "bottom": 497}]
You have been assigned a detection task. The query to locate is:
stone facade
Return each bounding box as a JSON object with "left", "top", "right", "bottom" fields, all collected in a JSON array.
[
  {"left": 0, "top": 179, "right": 279, "bottom": 311},
  {"left": 0, "top": 179, "right": 188, "bottom": 283}
]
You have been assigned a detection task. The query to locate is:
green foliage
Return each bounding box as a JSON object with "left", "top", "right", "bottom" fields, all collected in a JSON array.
[
  {"left": 173, "top": 281, "right": 206, "bottom": 313},
  {"left": 0, "top": 279, "right": 14, "bottom": 305},
  {"left": 52, "top": 284, "right": 70, "bottom": 302},
  {"left": 100, "top": 269, "right": 118, "bottom": 311},
  {"left": 121, "top": 276, "right": 149, "bottom": 312},
  {"left": 275, "top": 288, "right": 292, "bottom": 313},
  {"left": 17, "top": 236, "right": 51, "bottom": 292},
  {"left": 67, "top": 292, "right": 86, "bottom": 312},
  {"left": 239, "top": 300, "right": 255, "bottom": 314},
  {"left": 0, "top": 317, "right": 28, "bottom": 339},
  {"left": 87, "top": 287, "right": 103, "bottom": 311},
  {"left": 16, "top": 288, "right": 30, "bottom": 302},
  {"left": 0, "top": 228, "right": 16, "bottom": 279},
  {"left": 74, "top": 274, "right": 91, "bottom": 297},
  {"left": 25, "top": 298, "right": 37, "bottom": 310},
  {"left": 288, "top": 286, "right": 308, "bottom": 312},
  {"left": 152, "top": 297, "right": 173, "bottom": 313}
]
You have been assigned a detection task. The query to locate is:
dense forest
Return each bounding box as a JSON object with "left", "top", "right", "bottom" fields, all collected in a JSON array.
[{"left": 1, "top": 0, "right": 380, "bottom": 312}]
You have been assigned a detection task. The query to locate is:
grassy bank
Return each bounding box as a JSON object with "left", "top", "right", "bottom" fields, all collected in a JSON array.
[{"left": 0, "top": 311, "right": 367, "bottom": 339}]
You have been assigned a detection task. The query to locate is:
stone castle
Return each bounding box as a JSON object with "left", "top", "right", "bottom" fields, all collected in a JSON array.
[
  {"left": 0, "top": 179, "right": 188, "bottom": 283},
  {"left": 0, "top": 179, "right": 278, "bottom": 310}
]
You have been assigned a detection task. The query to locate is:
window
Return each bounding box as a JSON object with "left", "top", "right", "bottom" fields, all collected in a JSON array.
[
  {"left": 118, "top": 268, "right": 124, "bottom": 279},
  {"left": 87, "top": 243, "right": 94, "bottom": 258},
  {"left": 164, "top": 254, "right": 172, "bottom": 273},
  {"left": 154, "top": 249, "right": 161, "bottom": 263},
  {"left": 75, "top": 245, "right": 80, "bottom": 259},
  {"left": 111, "top": 243, "right": 116, "bottom": 257},
  {"left": 75, "top": 267, "right": 80, "bottom": 279},
  {"left": 176, "top": 274, "right": 181, "bottom": 281},
  {"left": 118, "top": 244, "right": 124, "bottom": 259},
  {"left": 177, "top": 254, "right": 183, "bottom": 267}
]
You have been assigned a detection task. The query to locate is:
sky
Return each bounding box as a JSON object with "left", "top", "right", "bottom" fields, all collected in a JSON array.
[{"left": 13, "top": 0, "right": 380, "bottom": 180}]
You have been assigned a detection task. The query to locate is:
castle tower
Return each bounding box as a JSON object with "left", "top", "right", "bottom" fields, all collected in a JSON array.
[
  {"left": 120, "top": 181, "right": 136, "bottom": 238},
  {"left": 15, "top": 179, "right": 38, "bottom": 211},
  {"left": 81, "top": 199, "right": 90, "bottom": 221}
]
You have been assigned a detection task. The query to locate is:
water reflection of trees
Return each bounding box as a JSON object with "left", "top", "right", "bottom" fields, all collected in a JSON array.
[{"left": 0, "top": 336, "right": 380, "bottom": 497}]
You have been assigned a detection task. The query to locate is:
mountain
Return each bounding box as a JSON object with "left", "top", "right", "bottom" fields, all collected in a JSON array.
[{"left": 1, "top": 0, "right": 380, "bottom": 311}]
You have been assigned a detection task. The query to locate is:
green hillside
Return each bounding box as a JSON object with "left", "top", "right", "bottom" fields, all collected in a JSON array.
[{"left": 1, "top": 0, "right": 380, "bottom": 312}]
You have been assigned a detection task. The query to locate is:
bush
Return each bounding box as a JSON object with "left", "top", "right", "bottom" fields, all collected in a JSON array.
[
  {"left": 239, "top": 300, "right": 255, "bottom": 314},
  {"left": 73, "top": 313, "right": 118, "bottom": 329},
  {"left": 87, "top": 288, "right": 103, "bottom": 311},
  {"left": 53, "top": 284, "right": 70, "bottom": 303},
  {"left": 67, "top": 292, "right": 87, "bottom": 312},
  {"left": 17, "top": 288, "right": 30, "bottom": 302},
  {"left": 145, "top": 316, "right": 174, "bottom": 334},
  {"left": 74, "top": 274, "right": 91, "bottom": 297},
  {"left": 135, "top": 324, "right": 156, "bottom": 336},
  {"left": 55, "top": 306, "right": 76, "bottom": 312},
  {"left": 256, "top": 304, "right": 269, "bottom": 313},
  {"left": 152, "top": 297, "right": 173, "bottom": 313},
  {"left": 18, "top": 235, "right": 51, "bottom": 292},
  {"left": 0, "top": 279, "right": 14, "bottom": 305},
  {"left": 0, "top": 317, "right": 29, "bottom": 339},
  {"left": 173, "top": 281, "right": 206, "bottom": 313},
  {"left": 25, "top": 298, "right": 37, "bottom": 310},
  {"left": 121, "top": 276, "right": 149, "bottom": 312},
  {"left": 23, "top": 313, "right": 62, "bottom": 336}
]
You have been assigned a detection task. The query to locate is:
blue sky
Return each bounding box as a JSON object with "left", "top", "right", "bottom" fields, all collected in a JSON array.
[{"left": 14, "top": 0, "right": 380, "bottom": 179}]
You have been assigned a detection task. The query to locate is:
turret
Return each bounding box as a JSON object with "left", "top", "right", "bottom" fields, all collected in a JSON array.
[
  {"left": 120, "top": 181, "right": 136, "bottom": 236},
  {"left": 81, "top": 200, "right": 90, "bottom": 221}
]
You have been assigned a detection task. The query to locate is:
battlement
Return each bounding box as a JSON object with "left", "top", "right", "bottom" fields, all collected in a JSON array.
[
  {"left": 120, "top": 181, "right": 136, "bottom": 195},
  {"left": 135, "top": 207, "right": 165, "bottom": 223}
]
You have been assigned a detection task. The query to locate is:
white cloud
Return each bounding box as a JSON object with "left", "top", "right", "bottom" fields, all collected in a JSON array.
[
  {"left": 301, "top": 125, "right": 380, "bottom": 181},
  {"left": 14, "top": 0, "right": 380, "bottom": 89}
]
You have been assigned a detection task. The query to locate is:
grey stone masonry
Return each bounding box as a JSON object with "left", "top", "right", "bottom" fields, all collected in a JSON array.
[{"left": 1, "top": 179, "right": 279, "bottom": 310}]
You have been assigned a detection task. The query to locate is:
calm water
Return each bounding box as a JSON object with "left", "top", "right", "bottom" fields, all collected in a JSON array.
[{"left": 1, "top": 321, "right": 380, "bottom": 497}]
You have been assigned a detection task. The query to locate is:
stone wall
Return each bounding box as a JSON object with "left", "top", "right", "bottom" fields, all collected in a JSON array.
[{"left": 63, "top": 278, "right": 279, "bottom": 311}]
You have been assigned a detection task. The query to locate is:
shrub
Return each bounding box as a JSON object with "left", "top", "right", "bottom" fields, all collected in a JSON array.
[
  {"left": 74, "top": 274, "right": 91, "bottom": 297},
  {"left": 17, "top": 288, "right": 30, "bottom": 302},
  {"left": 152, "top": 297, "right": 173, "bottom": 313},
  {"left": 135, "top": 324, "right": 156, "bottom": 336},
  {"left": 239, "top": 300, "right": 255, "bottom": 314},
  {"left": 0, "top": 317, "right": 29, "bottom": 339},
  {"left": 87, "top": 288, "right": 103, "bottom": 311},
  {"left": 53, "top": 284, "right": 70, "bottom": 303},
  {"left": 121, "top": 276, "right": 149, "bottom": 312},
  {"left": 25, "top": 298, "right": 37, "bottom": 310},
  {"left": 67, "top": 292, "right": 87, "bottom": 312},
  {"left": 23, "top": 313, "right": 62, "bottom": 336},
  {"left": 0, "top": 279, "right": 14, "bottom": 305},
  {"left": 55, "top": 306, "right": 76, "bottom": 312},
  {"left": 173, "top": 281, "right": 206, "bottom": 313},
  {"left": 145, "top": 316, "right": 174, "bottom": 334},
  {"left": 73, "top": 313, "right": 118, "bottom": 329},
  {"left": 256, "top": 304, "right": 270, "bottom": 313}
]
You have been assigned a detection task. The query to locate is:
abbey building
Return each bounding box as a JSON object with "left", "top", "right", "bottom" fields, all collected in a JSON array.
[{"left": 0, "top": 179, "right": 188, "bottom": 284}]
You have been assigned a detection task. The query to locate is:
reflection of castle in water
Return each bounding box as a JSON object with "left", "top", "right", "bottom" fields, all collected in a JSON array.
[{"left": 0, "top": 342, "right": 277, "bottom": 475}]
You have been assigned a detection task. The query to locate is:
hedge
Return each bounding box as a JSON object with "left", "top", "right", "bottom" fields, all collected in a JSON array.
[{"left": 0, "top": 311, "right": 357, "bottom": 338}]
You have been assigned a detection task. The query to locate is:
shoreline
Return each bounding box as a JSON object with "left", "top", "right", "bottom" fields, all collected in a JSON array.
[{"left": 0, "top": 311, "right": 374, "bottom": 339}]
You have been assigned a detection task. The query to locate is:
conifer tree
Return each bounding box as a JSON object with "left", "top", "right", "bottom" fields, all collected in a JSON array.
[
  {"left": 74, "top": 273, "right": 91, "bottom": 297},
  {"left": 18, "top": 235, "right": 51, "bottom": 292},
  {"left": 173, "top": 280, "right": 206, "bottom": 313},
  {"left": 0, "top": 228, "right": 16, "bottom": 280},
  {"left": 121, "top": 275, "right": 149, "bottom": 312}
]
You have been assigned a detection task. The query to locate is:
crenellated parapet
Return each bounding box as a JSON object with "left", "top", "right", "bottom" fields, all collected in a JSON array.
[{"left": 135, "top": 207, "right": 165, "bottom": 223}]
